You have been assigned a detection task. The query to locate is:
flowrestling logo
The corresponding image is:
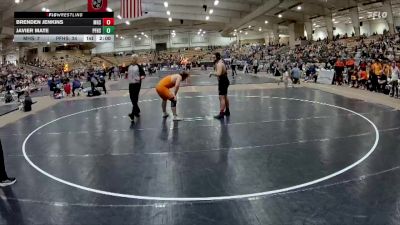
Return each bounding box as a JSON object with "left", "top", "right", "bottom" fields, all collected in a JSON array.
[
  {"left": 92, "top": 0, "right": 103, "bottom": 9},
  {"left": 367, "top": 11, "right": 388, "bottom": 19}
]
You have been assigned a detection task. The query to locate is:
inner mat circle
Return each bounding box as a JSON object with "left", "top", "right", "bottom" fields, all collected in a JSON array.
[{"left": 22, "top": 95, "right": 379, "bottom": 201}]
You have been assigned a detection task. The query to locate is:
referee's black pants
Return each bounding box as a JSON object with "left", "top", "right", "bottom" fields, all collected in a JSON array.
[
  {"left": 0, "top": 139, "right": 9, "bottom": 180},
  {"left": 129, "top": 83, "right": 141, "bottom": 116}
]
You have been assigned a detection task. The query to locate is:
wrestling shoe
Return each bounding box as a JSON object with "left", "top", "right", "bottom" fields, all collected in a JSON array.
[
  {"left": 0, "top": 177, "right": 16, "bottom": 187},
  {"left": 214, "top": 113, "right": 225, "bottom": 120},
  {"left": 173, "top": 116, "right": 182, "bottom": 121},
  {"left": 225, "top": 110, "right": 230, "bottom": 116}
]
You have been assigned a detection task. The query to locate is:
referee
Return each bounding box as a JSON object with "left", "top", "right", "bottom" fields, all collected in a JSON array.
[{"left": 128, "top": 54, "right": 146, "bottom": 121}]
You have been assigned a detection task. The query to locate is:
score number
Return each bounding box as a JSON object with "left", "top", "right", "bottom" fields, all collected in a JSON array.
[
  {"left": 102, "top": 18, "right": 114, "bottom": 34},
  {"left": 102, "top": 26, "right": 115, "bottom": 34},
  {"left": 103, "top": 18, "right": 114, "bottom": 26}
]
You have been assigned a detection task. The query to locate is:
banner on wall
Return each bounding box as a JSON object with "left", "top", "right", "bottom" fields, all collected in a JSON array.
[
  {"left": 172, "top": 37, "right": 189, "bottom": 44},
  {"left": 88, "top": 0, "right": 108, "bottom": 12}
]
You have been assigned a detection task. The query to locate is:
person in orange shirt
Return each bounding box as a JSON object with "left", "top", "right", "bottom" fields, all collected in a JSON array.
[
  {"left": 359, "top": 69, "right": 368, "bottom": 90},
  {"left": 350, "top": 68, "right": 358, "bottom": 88},
  {"left": 346, "top": 57, "right": 355, "bottom": 85},
  {"left": 155, "top": 71, "right": 190, "bottom": 121},
  {"left": 334, "top": 59, "right": 345, "bottom": 85},
  {"left": 383, "top": 61, "right": 392, "bottom": 75}
]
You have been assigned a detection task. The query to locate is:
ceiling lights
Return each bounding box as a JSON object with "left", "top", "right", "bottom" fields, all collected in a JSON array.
[
  {"left": 245, "top": 32, "right": 248, "bottom": 35},
  {"left": 167, "top": 10, "right": 171, "bottom": 15},
  {"left": 214, "top": 0, "right": 219, "bottom": 6},
  {"left": 164, "top": 1, "right": 168, "bottom": 7},
  {"left": 168, "top": 17, "right": 172, "bottom": 22},
  {"left": 297, "top": 5, "right": 301, "bottom": 10},
  {"left": 209, "top": 9, "right": 213, "bottom": 14},
  {"left": 15, "top": 0, "right": 21, "bottom": 4},
  {"left": 258, "top": 27, "right": 262, "bottom": 32},
  {"left": 265, "top": 20, "right": 268, "bottom": 24},
  {"left": 197, "top": 29, "right": 206, "bottom": 35},
  {"left": 106, "top": 7, "right": 112, "bottom": 12},
  {"left": 278, "top": 14, "right": 282, "bottom": 18},
  {"left": 42, "top": 7, "right": 51, "bottom": 12},
  {"left": 117, "top": 15, "right": 122, "bottom": 20},
  {"left": 205, "top": 16, "right": 210, "bottom": 20},
  {"left": 125, "top": 21, "right": 130, "bottom": 25}
]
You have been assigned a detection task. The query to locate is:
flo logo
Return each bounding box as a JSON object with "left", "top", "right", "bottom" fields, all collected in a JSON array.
[
  {"left": 367, "top": 11, "right": 388, "bottom": 19},
  {"left": 92, "top": 0, "right": 103, "bottom": 9}
]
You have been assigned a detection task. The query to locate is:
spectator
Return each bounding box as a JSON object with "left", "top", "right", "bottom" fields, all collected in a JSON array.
[
  {"left": 290, "top": 64, "right": 301, "bottom": 85},
  {"left": 334, "top": 59, "right": 345, "bottom": 85},
  {"left": 64, "top": 79, "right": 71, "bottom": 97},
  {"left": 390, "top": 61, "right": 399, "bottom": 98},
  {"left": 23, "top": 91, "right": 33, "bottom": 112},
  {"left": 253, "top": 58, "right": 259, "bottom": 74},
  {"left": 72, "top": 76, "right": 82, "bottom": 97}
]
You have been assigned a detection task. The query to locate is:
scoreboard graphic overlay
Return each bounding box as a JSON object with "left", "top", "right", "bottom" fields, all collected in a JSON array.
[{"left": 14, "top": 12, "right": 115, "bottom": 43}]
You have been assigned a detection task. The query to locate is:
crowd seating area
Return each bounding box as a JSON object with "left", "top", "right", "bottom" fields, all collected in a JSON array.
[
  {"left": 0, "top": 64, "right": 48, "bottom": 103},
  {"left": 12, "top": 33, "right": 400, "bottom": 101},
  {"left": 263, "top": 34, "right": 400, "bottom": 98}
]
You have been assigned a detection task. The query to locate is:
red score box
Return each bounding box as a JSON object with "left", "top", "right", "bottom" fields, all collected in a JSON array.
[{"left": 102, "top": 18, "right": 114, "bottom": 26}]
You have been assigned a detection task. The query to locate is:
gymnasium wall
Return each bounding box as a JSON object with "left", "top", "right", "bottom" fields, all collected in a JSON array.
[
  {"left": 92, "top": 32, "right": 235, "bottom": 54},
  {"left": 312, "top": 18, "right": 396, "bottom": 40}
]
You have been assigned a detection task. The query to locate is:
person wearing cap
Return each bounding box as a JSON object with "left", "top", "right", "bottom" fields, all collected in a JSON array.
[{"left": 127, "top": 54, "right": 146, "bottom": 121}]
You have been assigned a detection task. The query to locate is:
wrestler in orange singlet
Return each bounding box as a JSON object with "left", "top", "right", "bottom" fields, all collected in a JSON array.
[{"left": 155, "top": 71, "right": 190, "bottom": 121}]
